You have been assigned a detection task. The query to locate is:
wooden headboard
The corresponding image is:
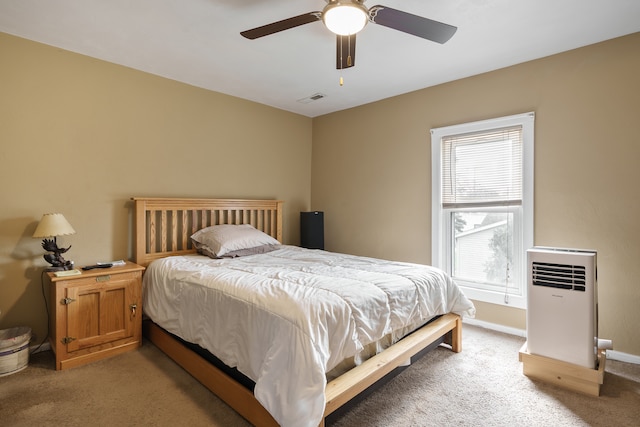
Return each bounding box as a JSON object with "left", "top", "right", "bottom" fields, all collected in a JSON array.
[{"left": 132, "top": 197, "right": 284, "bottom": 267}]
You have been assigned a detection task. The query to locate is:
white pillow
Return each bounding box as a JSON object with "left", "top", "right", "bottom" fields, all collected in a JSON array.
[{"left": 191, "top": 224, "right": 280, "bottom": 258}]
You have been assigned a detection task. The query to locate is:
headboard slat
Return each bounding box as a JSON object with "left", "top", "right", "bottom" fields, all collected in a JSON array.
[
  {"left": 149, "top": 211, "right": 156, "bottom": 253},
  {"left": 191, "top": 210, "right": 198, "bottom": 237},
  {"left": 181, "top": 210, "right": 189, "bottom": 250},
  {"left": 170, "top": 210, "right": 178, "bottom": 252},
  {"left": 160, "top": 210, "right": 167, "bottom": 252}
]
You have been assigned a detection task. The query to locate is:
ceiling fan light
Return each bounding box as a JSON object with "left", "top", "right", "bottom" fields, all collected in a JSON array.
[{"left": 323, "top": 1, "right": 368, "bottom": 36}]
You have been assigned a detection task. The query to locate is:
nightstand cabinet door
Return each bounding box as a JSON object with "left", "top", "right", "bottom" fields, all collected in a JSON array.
[
  {"left": 65, "top": 271, "right": 139, "bottom": 352},
  {"left": 49, "top": 262, "right": 145, "bottom": 370}
]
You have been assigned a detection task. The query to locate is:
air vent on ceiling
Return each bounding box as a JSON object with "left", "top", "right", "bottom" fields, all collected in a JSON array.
[{"left": 297, "top": 93, "right": 326, "bottom": 104}]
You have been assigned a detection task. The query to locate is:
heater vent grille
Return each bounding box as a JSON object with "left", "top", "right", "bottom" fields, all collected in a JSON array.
[{"left": 531, "top": 261, "right": 586, "bottom": 291}]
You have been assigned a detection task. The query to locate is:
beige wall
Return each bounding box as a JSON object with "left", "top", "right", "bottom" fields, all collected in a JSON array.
[
  {"left": 312, "top": 33, "right": 640, "bottom": 356},
  {"left": 0, "top": 33, "right": 312, "bottom": 344}
]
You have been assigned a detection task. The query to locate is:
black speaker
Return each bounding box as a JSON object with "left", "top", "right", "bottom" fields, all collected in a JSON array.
[{"left": 300, "top": 211, "right": 324, "bottom": 250}]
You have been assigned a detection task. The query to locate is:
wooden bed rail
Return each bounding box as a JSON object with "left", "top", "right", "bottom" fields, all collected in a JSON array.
[
  {"left": 324, "top": 313, "right": 461, "bottom": 418},
  {"left": 132, "top": 197, "right": 283, "bottom": 266},
  {"left": 143, "top": 313, "right": 462, "bottom": 427}
]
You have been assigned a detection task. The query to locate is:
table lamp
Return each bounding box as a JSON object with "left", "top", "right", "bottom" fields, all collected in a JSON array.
[{"left": 32, "top": 213, "right": 76, "bottom": 271}]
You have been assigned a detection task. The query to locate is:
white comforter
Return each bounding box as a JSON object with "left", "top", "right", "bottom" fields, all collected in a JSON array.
[{"left": 142, "top": 246, "right": 475, "bottom": 427}]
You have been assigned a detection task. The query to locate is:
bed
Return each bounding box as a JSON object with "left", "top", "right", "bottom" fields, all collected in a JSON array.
[{"left": 132, "top": 197, "right": 475, "bottom": 427}]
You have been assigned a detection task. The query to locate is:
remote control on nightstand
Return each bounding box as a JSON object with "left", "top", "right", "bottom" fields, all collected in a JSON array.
[{"left": 82, "top": 264, "right": 113, "bottom": 271}]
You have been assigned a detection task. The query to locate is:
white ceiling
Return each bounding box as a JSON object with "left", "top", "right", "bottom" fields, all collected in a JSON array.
[{"left": 1, "top": 0, "right": 638, "bottom": 118}]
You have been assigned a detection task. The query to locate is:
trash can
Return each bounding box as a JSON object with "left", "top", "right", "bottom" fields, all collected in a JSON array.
[{"left": 0, "top": 326, "right": 31, "bottom": 377}]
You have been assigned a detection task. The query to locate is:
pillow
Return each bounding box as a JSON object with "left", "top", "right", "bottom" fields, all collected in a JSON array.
[
  {"left": 201, "top": 243, "right": 280, "bottom": 259},
  {"left": 191, "top": 224, "right": 280, "bottom": 258}
]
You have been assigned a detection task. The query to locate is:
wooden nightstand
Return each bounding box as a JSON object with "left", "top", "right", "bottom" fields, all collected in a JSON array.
[{"left": 47, "top": 261, "right": 145, "bottom": 370}]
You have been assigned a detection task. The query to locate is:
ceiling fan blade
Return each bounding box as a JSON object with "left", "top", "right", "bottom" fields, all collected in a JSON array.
[
  {"left": 336, "top": 34, "right": 357, "bottom": 70},
  {"left": 240, "top": 12, "right": 321, "bottom": 39},
  {"left": 370, "top": 5, "right": 457, "bottom": 44}
]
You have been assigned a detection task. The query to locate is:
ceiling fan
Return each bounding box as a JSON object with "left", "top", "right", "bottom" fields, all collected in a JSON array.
[{"left": 240, "top": 0, "right": 457, "bottom": 70}]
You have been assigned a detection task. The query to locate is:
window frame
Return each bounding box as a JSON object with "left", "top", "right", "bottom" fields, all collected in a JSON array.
[{"left": 431, "top": 112, "right": 534, "bottom": 309}]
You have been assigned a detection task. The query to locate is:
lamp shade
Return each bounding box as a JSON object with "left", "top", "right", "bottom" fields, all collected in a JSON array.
[
  {"left": 32, "top": 213, "right": 76, "bottom": 238},
  {"left": 323, "top": 1, "right": 369, "bottom": 36}
]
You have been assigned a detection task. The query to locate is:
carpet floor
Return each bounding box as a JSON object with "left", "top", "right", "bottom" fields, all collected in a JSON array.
[{"left": 1, "top": 324, "right": 639, "bottom": 426}]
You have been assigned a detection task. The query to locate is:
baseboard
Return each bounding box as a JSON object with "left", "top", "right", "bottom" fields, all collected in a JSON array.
[
  {"left": 462, "top": 317, "right": 640, "bottom": 365},
  {"left": 462, "top": 317, "right": 527, "bottom": 338}
]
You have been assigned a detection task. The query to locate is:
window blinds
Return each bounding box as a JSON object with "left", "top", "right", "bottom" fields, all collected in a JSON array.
[{"left": 442, "top": 125, "right": 523, "bottom": 208}]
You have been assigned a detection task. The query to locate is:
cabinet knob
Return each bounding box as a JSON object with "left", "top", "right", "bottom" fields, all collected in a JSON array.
[{"left": 130, "top": 303, "right": 137, "bottom": 317}]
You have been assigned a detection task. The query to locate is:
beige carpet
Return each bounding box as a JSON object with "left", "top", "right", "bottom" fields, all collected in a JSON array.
[{"left": 1, "top": 324, "right": 639, "bottom": 426}]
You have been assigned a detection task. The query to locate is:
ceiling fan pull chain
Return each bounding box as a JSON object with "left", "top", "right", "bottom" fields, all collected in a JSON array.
[{"left": 339, "top": 35, "right": 344, "bottom": 86}]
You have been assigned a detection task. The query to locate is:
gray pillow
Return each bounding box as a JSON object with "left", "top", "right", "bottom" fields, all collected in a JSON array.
[{"left": 191, "top": 224, "right": 280, "bottom": 258}]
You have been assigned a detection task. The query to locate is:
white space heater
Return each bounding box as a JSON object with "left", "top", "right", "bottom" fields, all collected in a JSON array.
[{"left": 526, "top": 247, "right": 598, "bottom": 369}]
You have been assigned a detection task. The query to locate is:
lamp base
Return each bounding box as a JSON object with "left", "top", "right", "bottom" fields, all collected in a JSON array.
[{"left": 45, "top": 261, "right": 74, "bottom": 272}]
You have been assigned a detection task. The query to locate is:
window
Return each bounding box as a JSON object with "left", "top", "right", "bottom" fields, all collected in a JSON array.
[{"left": 431, "top": 113, "right": 534, "bottom": 308}]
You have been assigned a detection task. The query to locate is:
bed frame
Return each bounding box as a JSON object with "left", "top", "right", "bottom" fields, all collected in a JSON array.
[{"left": 132, "top": 197, "right": 463, "bottom": 427}]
